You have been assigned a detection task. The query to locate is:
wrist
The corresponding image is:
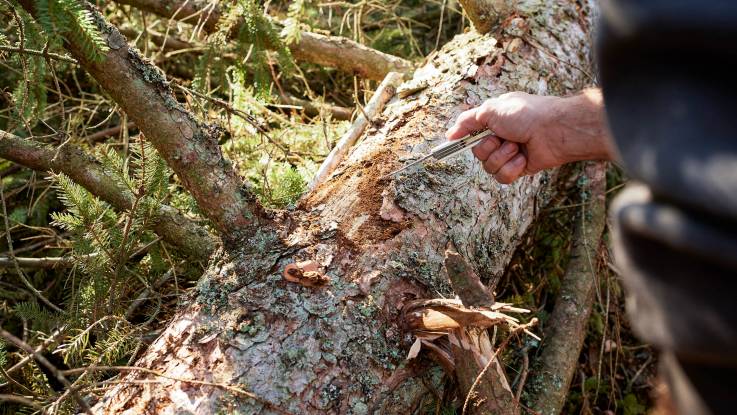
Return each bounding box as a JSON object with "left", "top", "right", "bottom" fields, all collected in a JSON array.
[{"left": 545, "top": 89, "right": 614, "bottom": 163}]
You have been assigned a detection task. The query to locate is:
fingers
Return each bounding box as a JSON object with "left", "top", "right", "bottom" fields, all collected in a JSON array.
[
  {"left": 483, "top": 141, "right": 519, "bottom": 174},
  {"left": 471, "top": 135, "right": 502, "bottom": 161},
  {"left": 494, "top": 154, "right": 527, "bottom": 184},
  {"left": 445, "top": 107, "right": 486, "bottom": 140}
]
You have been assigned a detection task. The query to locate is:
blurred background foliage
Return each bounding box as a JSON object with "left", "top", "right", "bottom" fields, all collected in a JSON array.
[{"left": 0, "top": 0, "right": 654, "bottom": 413}]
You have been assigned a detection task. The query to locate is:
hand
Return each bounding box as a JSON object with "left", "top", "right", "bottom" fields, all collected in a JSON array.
[{"left": 446, "top": 89, "right": 613, "bottom": 184}]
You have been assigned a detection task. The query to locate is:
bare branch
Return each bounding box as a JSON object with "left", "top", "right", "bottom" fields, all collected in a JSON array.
[
  {"left": 112, "top": 0, "right": 413, "bottom": 80},
  {"left": 0, "top": 131, "right": 216, "bottom": 261},
  {"left": 0, "top": 328, "right": 93, "bottom": 414},
  {"left": 0, "top": 255, "right": 74, "bottom": 269},
  {"left": 457, "top": 0, "right": 512, "bottom": 34},
  {"left": 529, "top": 162, "right": 607, "bottom": 414},
  {"left": 84, "top": 122, "right": 136, "bottom": 143}
]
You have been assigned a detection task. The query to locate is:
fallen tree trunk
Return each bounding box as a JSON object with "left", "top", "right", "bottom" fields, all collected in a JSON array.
[{"left": 91, "top": 1, "right": 595, "bottom": 412}]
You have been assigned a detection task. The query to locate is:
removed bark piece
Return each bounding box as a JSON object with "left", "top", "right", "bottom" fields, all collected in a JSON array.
[
  {"left": 529, "top": 162, "right": 607, "bottom": 415},
  {"left": 403, "top": 298, "right": 523, "bottom": 332},
  {"left": 445, "top": 246, "right": 518, "bottom": 415},
  {"left": 308, "top": 72, "right": 405, "bottom": 189},
  {"left": 282, "top": 260, "right": 329, "bottom": 287}
]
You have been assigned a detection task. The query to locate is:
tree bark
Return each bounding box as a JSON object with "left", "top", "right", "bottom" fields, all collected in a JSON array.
[
  {"left": 91, "top": 1, "right": 595, "bottom": 413},
  {"left": 112, "top": 0, "right": 413, "bottom": 80},
  {"left": 458, "top": 0, "right": 514, "bottom": 34}
]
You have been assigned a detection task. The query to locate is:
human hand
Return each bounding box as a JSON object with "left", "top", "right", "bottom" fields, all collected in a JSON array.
[{"left": 446, "top": 90, "right": 613, "bottom": 184}]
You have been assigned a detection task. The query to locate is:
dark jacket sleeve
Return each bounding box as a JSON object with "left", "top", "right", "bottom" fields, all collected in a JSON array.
[{"left": 599, "top": 1, "right": 737, "bottom": 414}]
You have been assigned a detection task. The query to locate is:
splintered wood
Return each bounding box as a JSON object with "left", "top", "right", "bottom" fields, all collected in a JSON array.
[{"left": 401, "top": 245, "right": 538, "bottom": 415}]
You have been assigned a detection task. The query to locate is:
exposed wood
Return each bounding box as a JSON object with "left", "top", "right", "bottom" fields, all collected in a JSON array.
[
  {"left": 528, "top": 161, "right": 607, "bottom": 415},
  {"left": 19, "top": 0, "right": 266, "bottom": 245},
  {"left": 91, "top": 0, "right": 595, "bottom": 411},
  {"left": 112, "top": 0, "right": 413, "bottom": 80},
  {"left": 308, "top": 72, "right": 404, "bottom": 190},
  {"left": 444, "top": 245, "right": 518, "bottom": 414},
  {"left": 0, "top": 131, "right": 216, "bottom": 261}
]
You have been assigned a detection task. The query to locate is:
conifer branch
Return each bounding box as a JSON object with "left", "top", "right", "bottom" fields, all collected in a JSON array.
[
  {"left": 0, "top": 130, "right": 216, "bottom": 261},
  {"left": 18, "top": 0, "right": 268, "bottom": 245}
]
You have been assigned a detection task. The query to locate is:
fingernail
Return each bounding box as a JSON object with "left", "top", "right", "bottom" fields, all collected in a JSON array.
[{"left": 502, "top": 142, "right": 516, "bottom": 155}]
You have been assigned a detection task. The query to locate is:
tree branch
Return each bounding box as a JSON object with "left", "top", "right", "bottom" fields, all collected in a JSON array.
[
  {"left": 0, "top": 131, "right": 216, "bottom": 261},
  {"left": 112, "top": 0, "right": 413, "bottom": 80},
  {"left": 457, "top": 0, "right": 512, "bottom": 34},
  {"left": 529, "top": 162, "right": 607, "bottom": 414},
  {"left": 18, "top": 0, "right": 267, "bottom": 244},
  {"left": 0, "top": 328, "right": 93, "bottom": 414}
]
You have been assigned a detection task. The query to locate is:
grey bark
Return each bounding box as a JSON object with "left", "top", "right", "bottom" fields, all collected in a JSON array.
[{"left": 91, "top": 1, "right": 595, "bottom": 413}]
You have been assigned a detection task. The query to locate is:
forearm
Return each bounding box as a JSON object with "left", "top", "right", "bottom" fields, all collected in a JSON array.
[{"left": 548, "top": 88, "right": 615, "bottom": 163}]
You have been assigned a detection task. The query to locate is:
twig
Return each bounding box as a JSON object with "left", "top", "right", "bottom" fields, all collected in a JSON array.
[
  {"left": 84, "top": 122, "right": 136, "bottom": 143},
  {"left": 125, "top": 267, "right": 175, "bottom": 318},
  {"left": 0, "top": 394, "right": 44, "bottom": 410},
  {"left": 0, "top": 326, "right": 65, "bottom": 381},
  {"left": 0, "top": 254, "right": 78, "bottom": 269},
  {"left": 172, "top": 83, "right": 294, "bottom": 160},
  {"left": 0, "top": 45, "right": 77, "bottom": 64},
  {"left": 514, "top": 351, "right": 529, "bottom": 403},
  {"left": 0, "top": 328, "right": 93, "bottom": 414},
  {"left": 0, "top": 180, "right": 62, "bottom": 312}
]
